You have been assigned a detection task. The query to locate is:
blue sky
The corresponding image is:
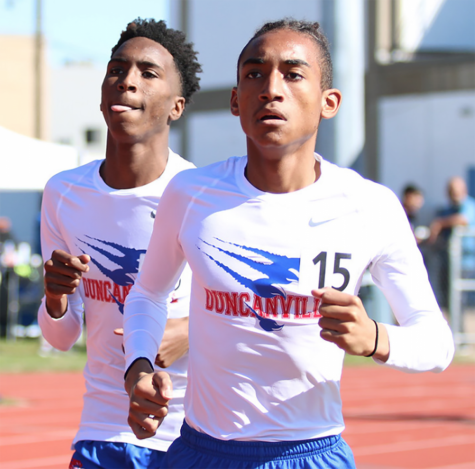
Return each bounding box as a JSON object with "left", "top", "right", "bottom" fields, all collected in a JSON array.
[{"left": 0, "top": 0, "right": 169, "bottom": 67}]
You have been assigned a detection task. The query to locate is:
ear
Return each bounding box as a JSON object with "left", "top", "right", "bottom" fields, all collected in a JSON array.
[
  {"left": 169, "top": 97, "right": 186, "bottom": 122},
  {"left": 321, "top": 88, "right": 342, "bottom": 120},
  {"left": 230, "top": 87, "right": 240, "bottom": 116}
]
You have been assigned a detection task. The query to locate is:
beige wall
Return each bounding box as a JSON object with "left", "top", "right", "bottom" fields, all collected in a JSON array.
[{"left": 0, "top": 35, "right": 49, "bottom": 140}]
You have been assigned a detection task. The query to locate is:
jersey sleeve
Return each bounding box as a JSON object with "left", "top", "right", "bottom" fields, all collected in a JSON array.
[
  {"left": 368, "top": 188, "right": 454, "bottom": 373},
  {"left": 123, "top": 176, "right": 189, "bottom": 372},
  {"left": 37, "top": 179, "right": 85, "bottom": 351},
  {"left": 166, "top": 263, "right": 192, "bottom": 319}
]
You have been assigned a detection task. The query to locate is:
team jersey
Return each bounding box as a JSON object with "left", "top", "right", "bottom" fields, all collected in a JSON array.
[
  {"left": 124, "top": 154, "right": 454, "bottom": 442},
  {"left": 38, "top": 150, "right": 194, "bottom": 451}
]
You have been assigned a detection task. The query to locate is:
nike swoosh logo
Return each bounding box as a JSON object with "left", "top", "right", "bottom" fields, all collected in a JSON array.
[{"left": 309, "top": 218, "right": 333, "bottom": 228}]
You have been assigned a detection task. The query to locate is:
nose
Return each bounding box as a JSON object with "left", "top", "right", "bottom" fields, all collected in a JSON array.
[
  {"left": 117, "top": 70, "right": 137, "bottom": 92},
  {"left": 259, "top": 71, "right": 284, "bottom": 102}
]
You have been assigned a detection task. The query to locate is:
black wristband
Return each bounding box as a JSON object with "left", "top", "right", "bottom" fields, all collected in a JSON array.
[{"left": 365, "top": 319, "right": 379, "bottom": 358}]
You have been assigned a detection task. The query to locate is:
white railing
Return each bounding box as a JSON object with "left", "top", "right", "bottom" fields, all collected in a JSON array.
[{"left": 449, "top": 227, "right": 475, "bottom": 346}]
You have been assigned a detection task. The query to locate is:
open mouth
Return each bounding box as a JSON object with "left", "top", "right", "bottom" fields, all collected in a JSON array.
[{"left": 259, "top": 112, "right": 286, "bottom": 122}]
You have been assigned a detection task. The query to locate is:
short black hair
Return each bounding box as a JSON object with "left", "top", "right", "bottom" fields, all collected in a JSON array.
[
  {"left": 237, "top": 18, "right": 333, "bottom": 91},
  {"left": 403, "top": 184, "right": 423, "bottom": 196},
  {"left": 111, "top": 18, "right": 201, "bottom": 104}
]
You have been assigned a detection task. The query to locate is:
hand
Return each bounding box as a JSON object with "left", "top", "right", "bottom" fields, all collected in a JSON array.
[
  {"left": 43, "top": 250, "right": 90, "bottom": 318},
  {"left": 114, "top": 317, "right": 189, "bottom": 368},
  {"left": 125, "top": 359, "right": 173, "bottom": 439},
  {"left": 155, "top": 317, "right": 189, "bottom": 368},
  {"left": 312, "top": 287, "right": 389, "bottom": 361}
]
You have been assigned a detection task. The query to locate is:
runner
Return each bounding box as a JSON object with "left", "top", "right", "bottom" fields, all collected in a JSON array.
[
  {"left": 123, "top": 19, "right": 454, "bottom": 469},
  {"left": 38, "top": 18, "right": 201, "bottom": 469}
]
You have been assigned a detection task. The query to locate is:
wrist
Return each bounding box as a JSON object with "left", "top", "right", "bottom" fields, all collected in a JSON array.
[
  {"left": 372, "top": 322, "right": 390, "bottom": 362},
  {"left": 45, "top": 295, "right": 68, "bottom": 319},
  {"left": 364, "top": 319, "right": 379, "bottom": 357},
  {"left": 124, "top": 358, "right": 154, "bottom": 395}
]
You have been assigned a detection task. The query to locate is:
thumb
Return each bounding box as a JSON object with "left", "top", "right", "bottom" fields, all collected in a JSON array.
[
  {"left": 311, "top": 287, "right": 332, "bottom": 298},
  {"left": 312, "top": 288, "right": 324, "bottom": 298},
  {"left": 68, "top": 254, "right": 90, "bottom": 272},
  {"left": 78, "top": 254, "right": 91, "bottom": 265},
  {"left": 153, "top": 371, "right": 173, "bottom": 400}
]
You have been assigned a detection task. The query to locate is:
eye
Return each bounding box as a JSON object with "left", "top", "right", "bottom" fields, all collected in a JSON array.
[
  {"left": 287, "top": 72, "right": 303, "bottom": 81},
  {"left": 246, "top": 71, "right": 262, "bottom": 79},
  {"left": 109, "top": 67, "right": 122, "bottom": 75},
  {"left": 142, "top": 71, "right": 158, "bottom": 79}
]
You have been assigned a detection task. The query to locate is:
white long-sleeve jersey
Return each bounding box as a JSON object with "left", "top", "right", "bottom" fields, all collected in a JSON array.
[
  {"left": 38, "top": 150, "right": 194, "bottom": 451},
  {"left": 124, "top": 154, "right": 454, "bottom": 442}
]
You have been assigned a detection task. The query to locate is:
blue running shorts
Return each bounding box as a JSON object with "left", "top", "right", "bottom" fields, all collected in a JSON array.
[
  {"left": 161, "top": 421, "right": 356, "bottom": 469},
  {"left": 69, "top": 440, "right": 166, "bottom": 469}
]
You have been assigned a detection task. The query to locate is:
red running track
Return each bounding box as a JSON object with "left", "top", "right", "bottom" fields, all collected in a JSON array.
[{"left": 0, "top": 364, "right": 474, "bottom": 469}]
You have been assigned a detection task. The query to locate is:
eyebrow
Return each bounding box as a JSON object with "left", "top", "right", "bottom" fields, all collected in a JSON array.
[
  {"left": 108, "top": 57, "right": 165, "bottom": 71},
  {"left": 241, "top": 57, "right": 310, "bottom": 68},
  {"left": 285, "top": 59, "right": 310, "bottom": 67}
]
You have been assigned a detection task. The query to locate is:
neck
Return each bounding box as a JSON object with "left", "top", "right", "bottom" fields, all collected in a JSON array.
[
  {"left": 101, "top": 131, "right": 170, "bottom": 189},
  {"left": 245, "top": 138, "right": 320, "bottom": 193}
]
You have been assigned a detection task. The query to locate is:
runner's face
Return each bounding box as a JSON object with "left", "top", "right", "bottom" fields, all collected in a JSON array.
[
  {"left": 101, "top": 37, "right": 184, "bottom": 142},
  {"left": 231, "top": 29, "right": 337, "bottom": 152}
]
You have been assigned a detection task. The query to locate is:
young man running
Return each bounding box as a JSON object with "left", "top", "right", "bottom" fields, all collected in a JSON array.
[
  {"left": 38, "top": 18, "right": 201, "bottom": 469},
  {"left": 123, "top": 19, "right": 454, "bottom": 468}
]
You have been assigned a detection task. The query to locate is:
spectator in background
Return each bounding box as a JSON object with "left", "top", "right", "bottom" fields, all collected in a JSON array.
[
  {"left": 401, "top": 184, "right": 430, "bottom": 244},
  {"left": 0, "top": 217, "right": 13, "bottom": 246},
  {"left": 0, "top": 216, "right": 14, "bottom": 338},
  {"left": 402, "top": 184, "right": 424, "bottom": 232},
  {"left": 429, "top": 177, "right": 475, "bottom": 244},
  {"left": 428, "top": 176, "right": 475, "bottom": 307}
]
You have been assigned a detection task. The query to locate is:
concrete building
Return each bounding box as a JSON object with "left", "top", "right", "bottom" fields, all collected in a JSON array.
[
  {"left": 366, "top": 0, "right": 475, "bottom": 216},
  {"left": 168, "top": 0, "right": 475, "bottom": 218},
  {"left": 50, "top": 62, "right": 107, "bottom": 165},
  {"left": 167, "top": 0, "right": 366, "bottom": 170},
  {"left": 0, "top": 35, "right": 48, "bottom": 140}
]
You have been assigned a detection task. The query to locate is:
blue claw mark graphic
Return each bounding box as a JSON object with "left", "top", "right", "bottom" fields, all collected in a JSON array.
[
  {"left": 247, "top": 303, "right": 284, "bottom": 332},
  {"left": 109, "top": 292, "right": 125, "bottom": 314},
  {"left": 199, "top": 239, "right": 299, "bottom": 299},
  {"left": 78, "top": 236, "right": 145, "bottom": 286},
  {"left": 198, "top": 238, "right": 300, "bottom": 332},
  {"left": 77, "top": 236, "right": 145, "bottom": 314}
]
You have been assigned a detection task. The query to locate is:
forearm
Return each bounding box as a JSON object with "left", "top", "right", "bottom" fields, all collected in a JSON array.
[
  {"left": 379, "top": 317, "right": 454, "bottom": 372},
  {"left": 371, "top": 192, "right": 454, "bottom": 372},
  {"left": 38, "top": 297, "right": 83, "bottom": 351},
  {"left": 123, "top": 177, "right": 190, "bottom": 372},
  {"left": 155, "top": 317, "right": 190, "bottom": 368},
  {"left": 440, "top": 213, "right": 468, "bottom": 228},
  {"left": 123, "top": 289, "right": 169, "bottom": 371}
]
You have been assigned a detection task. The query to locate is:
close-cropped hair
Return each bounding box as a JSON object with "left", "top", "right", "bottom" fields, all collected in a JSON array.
[
  {"left": 237, "top": 18, "right": 333, "bottom": 91},
  {"left": 403, "top": 184, "right": 423, "bottom": 196},
  {"left": 111, "top": 18, "right": 202, "bottom": 104}
]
